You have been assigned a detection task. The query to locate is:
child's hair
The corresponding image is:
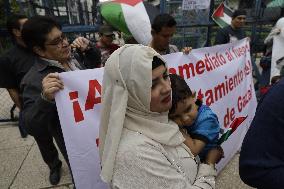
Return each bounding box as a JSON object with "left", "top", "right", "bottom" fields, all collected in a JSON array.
[
  {"left": 271, "top": 75, "right": 282, "bottom": 85},
  {"left": 169, "top": 74, "right": 193, "bottom": 115}
]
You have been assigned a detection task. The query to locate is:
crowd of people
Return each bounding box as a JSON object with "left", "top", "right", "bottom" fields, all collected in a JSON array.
[{"left": 0, "top": 9, "right": 284, "bottom": 189}]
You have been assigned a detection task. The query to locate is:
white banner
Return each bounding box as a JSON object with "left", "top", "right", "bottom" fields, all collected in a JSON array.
[
  {"left": 55, "top": 68, "right": 107, "bottom": 189},
  {"left": 164, "top": 38, "right": 257, "bottom": 170},
  {"left": 55, "top": 38, "right": 257, "bottom": 188},
  {"left": 182, "top": 0, "right": 210, "bottom": 10}
]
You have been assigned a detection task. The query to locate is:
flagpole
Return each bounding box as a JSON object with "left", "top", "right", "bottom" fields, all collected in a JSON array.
[{"left": 160, "top": 0, "right": 166, "bottom": 13}]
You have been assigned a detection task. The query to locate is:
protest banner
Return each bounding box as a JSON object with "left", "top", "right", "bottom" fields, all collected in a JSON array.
[
  {"left": 55, "top": 38, "right": 257, "bottom": 188},
  {"left": 55, "top": 68, "right": 107, "bottom": 189},
  {"left": 164, "top": 38, "right": 257, "bottom": 170}
]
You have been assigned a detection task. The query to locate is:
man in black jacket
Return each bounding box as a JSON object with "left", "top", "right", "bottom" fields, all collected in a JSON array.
[
  {"left": 239, "top": 77, "right": 284, "bottom": 189},
  {"left": 0, "top": 14, "right": 32, "bottom": 138},
  {"left": 215, "top": 10, "right": 247, "bottom": 45},
  {"left": 20, "top": 15, "right": 98, "bottom": 187}
]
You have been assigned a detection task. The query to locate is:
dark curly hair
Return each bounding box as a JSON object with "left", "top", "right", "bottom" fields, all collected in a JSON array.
[{"left": 169, "top": 74, "right": 193, "bottom": 114}]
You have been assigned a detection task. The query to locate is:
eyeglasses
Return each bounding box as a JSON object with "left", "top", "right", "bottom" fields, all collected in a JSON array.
[
  {"left": 45, "top": 33, "right": 68, "bottom": 48},
  {"left": 105, "top": 34, "right": 115, "bottom": 38}
]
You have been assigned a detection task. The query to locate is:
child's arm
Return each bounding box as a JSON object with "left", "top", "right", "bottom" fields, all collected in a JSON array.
[
  {"left": 180, "top": 129, "right": 206, "bottom": 156},
  {"left": 186, "top": 106, "right": 220, "bottom": 156}
]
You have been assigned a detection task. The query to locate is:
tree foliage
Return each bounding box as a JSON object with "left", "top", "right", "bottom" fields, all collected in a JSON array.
[{"left": 0, "top": 0, "right": 21, "bottom": 27}]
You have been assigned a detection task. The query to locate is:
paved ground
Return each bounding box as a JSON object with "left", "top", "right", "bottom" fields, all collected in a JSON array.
[{"left": 0, "top": 123, "right": 255, "bottom": 189}]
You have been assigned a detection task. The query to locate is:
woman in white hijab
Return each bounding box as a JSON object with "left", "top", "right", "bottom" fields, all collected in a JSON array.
[{"left": 99, "top": 44, "right": 223, "bottom": 189}]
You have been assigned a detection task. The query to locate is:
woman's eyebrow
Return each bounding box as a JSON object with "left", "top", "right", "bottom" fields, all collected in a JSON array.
[{"left": 152, "top": 68, "right": 167, "bottom": 82}]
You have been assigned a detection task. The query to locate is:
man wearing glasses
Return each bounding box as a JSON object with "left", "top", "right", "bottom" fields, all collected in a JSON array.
[
  {"left": 20, "top": 16, "right": 97, "bottom": 187},
  {"left": 96, "top": 24, "right": 119, "bottom": 66}
]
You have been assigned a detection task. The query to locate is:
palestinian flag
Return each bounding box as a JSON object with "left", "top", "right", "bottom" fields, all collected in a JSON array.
[
  {"left": 212, "top": 2, "right": 232, "bottom": 28},
  {"left": 218, "top": 116, "right": 247, "bottom": 145},
  {"left": 100, "top": 0, "right": 159, "bottom": 45}
]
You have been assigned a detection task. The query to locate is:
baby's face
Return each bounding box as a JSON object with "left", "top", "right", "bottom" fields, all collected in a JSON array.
[{"left": 169, "top": 96, "right": 199, "bottom": 126}]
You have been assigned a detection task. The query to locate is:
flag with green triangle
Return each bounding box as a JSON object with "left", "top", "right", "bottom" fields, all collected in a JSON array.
[
  {"left": 212, "top": 2, "right": 232, "bottom": 28},
  {"left": 218, "top": 116, "right": 247, "bottom": 145},
  {"left": 100, "top": 0, "right": 159, "bottom": 45}
]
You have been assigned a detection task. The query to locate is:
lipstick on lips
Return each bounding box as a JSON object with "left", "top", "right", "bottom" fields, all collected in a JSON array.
[{"left": 162, "top": 94, "right": 171, "bottom": 103}]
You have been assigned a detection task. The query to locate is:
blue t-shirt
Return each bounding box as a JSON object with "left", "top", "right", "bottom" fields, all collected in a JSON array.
[{"left": 184, "top": 105, "right": 220, "bottom": 161}]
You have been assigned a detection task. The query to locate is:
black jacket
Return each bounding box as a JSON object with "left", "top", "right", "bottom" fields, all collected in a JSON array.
[
  {"left": 239, "top": 78, "right": 284, "bottom": 189},
  {"left": 215, "top": 25, "right": 246, "bottom": 45},
  {"left": 0, "top": 44, "right": 35, "bottom": 90},
  {"left": 20, "top": 56, "right": 85, "bottom": 136}
]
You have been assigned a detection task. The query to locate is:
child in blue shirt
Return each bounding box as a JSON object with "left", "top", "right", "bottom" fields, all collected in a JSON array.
[{"left": 169, "top": 74, "right": 220, "bottom": 161}]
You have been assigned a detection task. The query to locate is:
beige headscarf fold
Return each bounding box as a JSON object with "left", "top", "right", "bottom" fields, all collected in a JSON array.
[{"left": 99, "top": 44, "right": 185, "bottom": 183}]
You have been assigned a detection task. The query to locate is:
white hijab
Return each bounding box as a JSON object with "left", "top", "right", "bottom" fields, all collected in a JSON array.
[{"left": 99, "top": 44, "right": 185, "bottom": 183}]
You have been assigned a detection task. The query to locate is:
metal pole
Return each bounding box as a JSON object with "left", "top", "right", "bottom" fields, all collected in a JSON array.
[
  {"left": 251, "top": 0, "right": 262, "bottom": 53},
  {"left": 65, "top": 0, "right": 71, "bottom": 24},
  {"left": 160, "top": 0, "right": 166, "bottom": 13},
  {"left": 28, "top": 0, "right": 36, "bottom": 16},
  {"left": 205, "top": 0, "right": 215, "bottom": 47},
  {"left": 250, "top": 0, "right": 262, "bottom": 88},
  {"left": 92, "top": 0, "right": 98, "bottom": 24},
  {"left": 77, "top": 0, "right": 84, "bottom": 24},
  {"left": 4, "top": 0, "right": 11, "bottom": 17},
  {"left": 54, "top": 0, "right": 61, "bottom": 17}
]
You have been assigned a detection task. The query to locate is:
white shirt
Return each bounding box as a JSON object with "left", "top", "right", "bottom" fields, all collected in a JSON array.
[{"left": 111, "top": 128, "right": 216, "bottom": 189}]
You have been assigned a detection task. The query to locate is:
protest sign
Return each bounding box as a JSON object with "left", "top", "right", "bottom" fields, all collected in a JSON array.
[
  {"left": 55, "top": 38, "right": 257, "bottom": 188},
  {"left": 182, "top": 0, "right": 210, "bottom": 10},
  {"left": 165, "top": 38, "right": 257, "bottom": 170},
  {"left": 55, "top": 68, "right": 107, "bottom": 189}
]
